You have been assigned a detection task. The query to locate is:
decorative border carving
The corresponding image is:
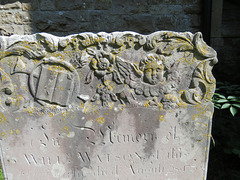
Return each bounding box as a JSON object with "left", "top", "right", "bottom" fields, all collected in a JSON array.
[{"left": 0, "top": 31, "right": 217, "bottom": 112}]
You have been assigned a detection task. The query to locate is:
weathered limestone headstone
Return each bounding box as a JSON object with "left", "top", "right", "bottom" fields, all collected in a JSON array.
[{"left": 0, "top": 31, "right": 217, "bottom": 180}]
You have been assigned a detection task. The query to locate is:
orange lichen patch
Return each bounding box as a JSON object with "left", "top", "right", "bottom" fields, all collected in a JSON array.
[
  {"left": 1, "top": 132, "right": 7, "bottom": 138},
  {"left": 52, "top": 52, "right": 65, "bottom": 61},
  {"left": 166, "top": 94, "right": 172, "bottom": 100},
  {"left": 58, "top": 86, "right": 64, "bottom": 90},
  {"left": 118, "top": 104, "right": 126, "bottom": 111},
  {"left": 0, "top": 51, "right": 12, "bottom": 58},
  {"left": 94, "top": 36, "right": 105, "bottom": 44},
  {"left": 38, "top": 112, "right": 44, "bottom": 116},
  {"left": 24, "top": 107, "right": 35, "bottom": 115},
  {"left": 20, "top": 86, "right": 29, "bottom": 93},
  {"left": 83, "top": 103, "right": 99, "bottom": 114},
  {"left": 7, "top": 61, "right": 15, "bottom": 68},
  {"left": 48, "top": 64, "right": 68, "bottom": 73},
  {"left": 49, "top": 112, "right": 54, "bottom": 117},
  {"left": 96, "top": 117, "right": 105, "bottom": 124},
  {"left": 78, "top": 102, "right": 85, "bottom": 109},
  {"left": 165, "top": 94, "right": 178, "bottom": 102},
  {"left": 144, "top": 101, "right": 150, "bottom": 107},
  {"left": 204, "top": 84, "right": 216, "bottom": 101},
  {"left": 0, "top": 113, "right": 6, "bottom": 124},
  {"left": 15, "top": 129, "right": 21, "bottom": 134},
  {"left": 8, "top": 129, "right": 14, "bottom": 135},
  {"left": 78, "top": 71, "right": 84, "bottom": 80},
  {"left": 81, "top": 38, "right": 92, "bottom": 46},
  {"left": 62, "top": 126, "right": 70, "bottom": 136},
  {"left": 177, "top": 90, "right": 188, "bottom": 108},
  {"left": 159, "top": 115, "right": 165, "bottom": 122},
  {"left": 106, "top": 101, "right": 114, "bottom": 109},
  {"left": 192, "top": 111, "right": 206, "bottom": 120},
  {"left": 33, "top": 59, "right": 39, "bottom": 64},
  {"left": 158, "top": 102, "right": 163, "bottom": 110},
  {"left": 71, "top": 37, "right": 81, "bottom": 52},
  {"left": 0, "top": 72, "right": 11, "bottom": 81},
  {"left": 1, "top": 129, "right": 21, "bottom": 138},
  {"left": 62, "top": 111, "right": 71, "bottom": 118},
  {"left": 15, "top": 95, "right": 23, "bottom": 106},
  {"left": 194, "top": 104, "right": 212, "bottom": 111},
  {"left": 192, "top": 104, "right": 212, "bottom": 122},
  {"left": 103, "top": 80, "right": 116, "bottom": 91}
]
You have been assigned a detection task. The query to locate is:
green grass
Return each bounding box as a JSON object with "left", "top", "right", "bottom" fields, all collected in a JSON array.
[{"left": 0, "top": 169, "right": 4, "bottom": 180}]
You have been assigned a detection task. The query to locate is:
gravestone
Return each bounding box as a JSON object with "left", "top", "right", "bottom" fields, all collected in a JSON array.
[{"left": 0, "top": 31, "right": 217, "bottom": 180}]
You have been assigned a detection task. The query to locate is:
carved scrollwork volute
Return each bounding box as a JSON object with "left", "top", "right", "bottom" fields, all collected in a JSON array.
[{"left": 179, "top": 32, "right": 218, "bottom": 105}]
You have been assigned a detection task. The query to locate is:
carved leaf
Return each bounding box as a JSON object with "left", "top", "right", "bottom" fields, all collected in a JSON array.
[
  {"left": 110, "top": 93, "right": 118, "bottom": 102},
  {"left": 165, "top": 40, "right": 193, "bottom": 53},
  {"left": 86, "top": 48, "right": 96, "bottom": 56},
  {"left": 6, "top": 45, "right": 44, "bottom": 59},
  {"left": 85, "top": 70, "right": 95, "bottom": 84},
  {"left": 194, "top": 32, "right": 217, "bottom": 58},
  {"left": 176, "top": 43, "right": 193, "bottom": 52},
  {"left": 37, "top": 33, "right": 58, "bottom": 52},
  {"left": 112, "top": 70, "right": 123, "bottom": 84},
  {"left": 116, "top": 61, "right": 131, "bottom": 79}
]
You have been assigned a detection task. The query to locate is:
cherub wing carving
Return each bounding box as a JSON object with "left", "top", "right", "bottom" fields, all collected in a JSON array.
[{"left": 116, "top": 54, "right": 167, "bottom": 96}]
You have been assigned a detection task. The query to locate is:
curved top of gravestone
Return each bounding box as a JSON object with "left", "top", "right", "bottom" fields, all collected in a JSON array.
[{"left": 0, "top": 31, "right": 217, "bottom": 113}]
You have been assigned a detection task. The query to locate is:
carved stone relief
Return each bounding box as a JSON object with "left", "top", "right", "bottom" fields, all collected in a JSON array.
[
  {"left": 0, "top": 31, "right": 217, "bottom": 180},
  {"left": 0, "top": 31, "right": 217, "bottom": 111}
]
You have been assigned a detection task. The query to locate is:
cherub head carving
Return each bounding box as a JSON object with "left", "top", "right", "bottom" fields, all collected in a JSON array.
[{"left": 139, "top": 54, "right": 165, "bottom": 85}]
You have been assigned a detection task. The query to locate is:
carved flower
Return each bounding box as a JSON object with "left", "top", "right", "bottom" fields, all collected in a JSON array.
[
  {"left": 101, "top": 93, "right": 109, "bottom": 101},
  {"left": 95, "top": 84, "right": 118, "bottom": 106},
  {"left": 85, "top": 49, "right": 116, "bottom": 84},
  {"left": 97, "top": 57, "right": 110, "bottom": 70},
  {"left": 91, "top": 57, "right": 113, "bottom": 77}
]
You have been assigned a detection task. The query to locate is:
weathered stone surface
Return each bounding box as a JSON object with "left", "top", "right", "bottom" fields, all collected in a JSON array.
[
  {"left": 0, "top": 12, "right": 14, "bottom": 24},
  {"left": 0, "top": 25, "right": 24, "bottom": 35},
  {"left": 54, "top": 0, "right": 93, "bottom": 10},
  {"left": 156, "top": 15, "right": 175, "bottom": 30},
  {"left": 33, "top": 11, "right": 88, "bottom": 32},
  {"left": 39, "top": 0, "right": 55, "bottom": 11},
  {"left": 123, "top": 15, "right": 155, "bottom": 34},
  {"left": 22, "top": 0, "right": 39, "bottom": 11},
  {"left": 128, "top": 0, "right": 149, "bottom": 14},
  {"left": 183, "top": 5, "right": 202, "bottom": 14},
  {"left": 0, "top": 0, "right": 203, "bottom": 37},
  {"left": 0, "top": 1, "right": 22, "bottom": 10},
  {"left": 0, "top": 27, "right": 14, "bottom": 36},
  {"left": 94, "top": 0, "right": 112, "bottom": 10},
  {"left": 14, "top": 12, "right": 32, "bottom": 25},
  {"left": 88, "top": 12, "right": 127, "bottom": 32},
  {"left": 23, "top": 25, "right": 34, "bottom": 35},
  {"left": 111, "top": 0, "right": 130, "bottom": 14},
  {"left": 0, "top": 31, "right": 217, "bottom": 180},
  {"left": 150, "top": 5, "right": 183, "bottom": 15}
]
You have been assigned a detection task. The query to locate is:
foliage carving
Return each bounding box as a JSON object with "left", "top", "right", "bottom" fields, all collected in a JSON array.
[{"left": 0, "top": 31, "right": 217, "bottom": 111}]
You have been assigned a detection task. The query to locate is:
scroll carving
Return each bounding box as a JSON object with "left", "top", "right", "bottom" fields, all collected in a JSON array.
[{"left": 0, "top": 31, "right": 217, "bottom": 112}]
